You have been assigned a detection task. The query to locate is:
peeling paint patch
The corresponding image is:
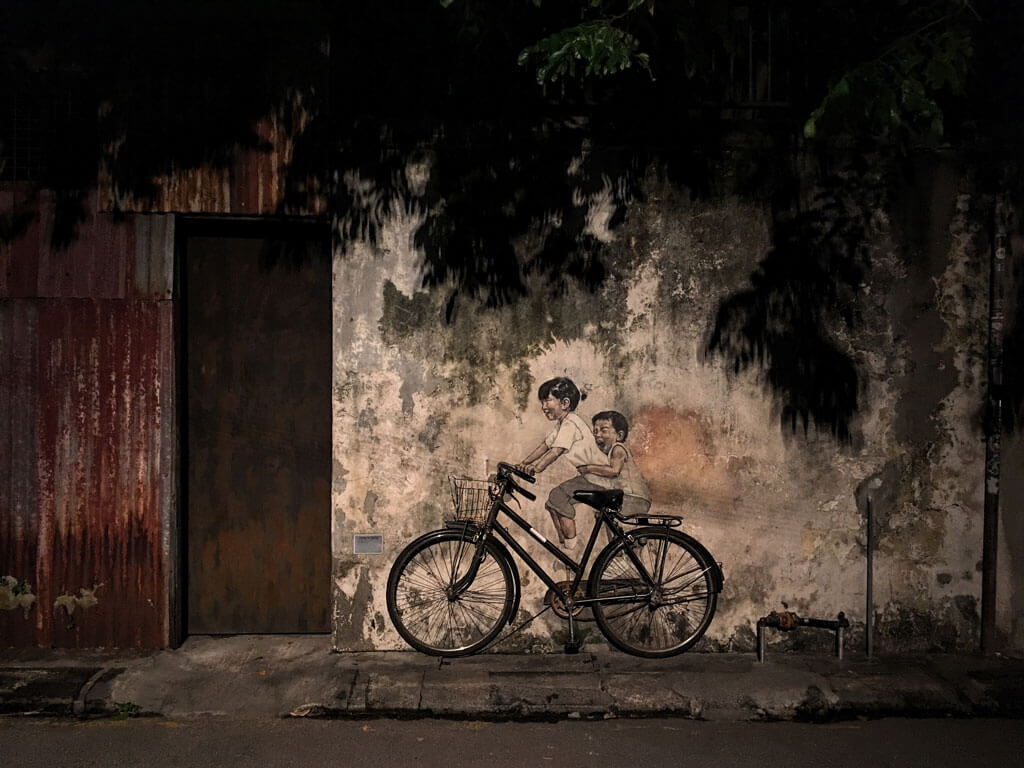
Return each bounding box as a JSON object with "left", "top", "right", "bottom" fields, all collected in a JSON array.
[
  {"left": 723, "top": 564, "right": 774, "bottom": 610},
  {"left": 877, "top": 595, "right": 979, "bottom": 652},
  {"left": 333, "top": 563, "right": 374, "bottom": 648},
  {"left": 363, "top": 492, "right": 379, "bottom": 528},
  {"left": 0, "top": 577, "right": 36, "bottom": 618},
  {"left": 54, "top": 583, "right": 104, "bottom": 629},
  {"left": 405, "top": 501, "right": 443, "bottom": 539},
  {"left": 332, "top": 460, "right": 349, "bottom": 494},
  {"left": 357, "top": 408, "right": 379, "bottom": 431},
  {"left": 380, "top": 281, "right": 435, "bottom": 346},
  {"left": 417, "top": 415, "right": 444, "bottom": 451}
]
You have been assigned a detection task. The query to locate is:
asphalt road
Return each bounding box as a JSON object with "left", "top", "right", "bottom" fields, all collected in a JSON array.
[{"left": 2, "top": 717, "right": 1021, "bottom": 767}]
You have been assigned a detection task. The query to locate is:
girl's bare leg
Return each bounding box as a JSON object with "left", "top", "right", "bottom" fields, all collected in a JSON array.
[{"left": 547, "top": 510, "right": 576, "bottom": 581}]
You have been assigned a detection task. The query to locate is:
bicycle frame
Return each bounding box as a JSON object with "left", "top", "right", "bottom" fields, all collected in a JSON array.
[
  {"left": 386, "top": 462, "right": 723, "bottom": 656},
  {"left": 451, "top": 479, "right": 662, "bottom": 615}
]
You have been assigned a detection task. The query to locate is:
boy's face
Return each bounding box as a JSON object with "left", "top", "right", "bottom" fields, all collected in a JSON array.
[{"left": 592, "top": 419, "right": 621, "bottom": 451}]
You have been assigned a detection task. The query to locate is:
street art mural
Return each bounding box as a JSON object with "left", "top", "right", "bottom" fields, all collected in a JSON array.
[
  {"left": 517, "top": 377, "right": 649, "bottom": 551},
  {"left": 384, "top": 373, "right": 722, "bottom": 658},
  {"left": 329, "top": 162, "right": 1006, "bottom": 654}
]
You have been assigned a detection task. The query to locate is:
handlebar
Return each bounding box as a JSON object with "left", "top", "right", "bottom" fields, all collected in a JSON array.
[
  {"left": 497, "top": 462, "right": 536, "bottom": 483},
  {"left": 496, "top": 461, "right": 537, "bottom": 501}
]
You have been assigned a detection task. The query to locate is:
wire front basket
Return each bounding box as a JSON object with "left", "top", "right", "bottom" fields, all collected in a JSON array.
[{"left": 447, "top": 475, "right": 496, "bottom": 525}]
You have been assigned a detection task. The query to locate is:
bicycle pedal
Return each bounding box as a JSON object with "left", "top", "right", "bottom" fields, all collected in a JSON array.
[{"left": 563, "top": 640, "right": 582, "bottom": 654}]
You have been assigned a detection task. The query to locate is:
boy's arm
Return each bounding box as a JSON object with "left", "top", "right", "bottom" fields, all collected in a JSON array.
[{"left": 579, "top": 445, "right": 626, "bottom": 478}]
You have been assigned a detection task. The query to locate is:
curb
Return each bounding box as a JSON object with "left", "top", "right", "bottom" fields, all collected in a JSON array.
[{"left": 3, "top": 646, "right": 1023, "bottom": 722}]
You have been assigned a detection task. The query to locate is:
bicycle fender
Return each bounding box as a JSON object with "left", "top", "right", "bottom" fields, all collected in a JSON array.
[
  {"left": 632, "top": 526, "right": 725, "bottom": 593},
  {"left": 410, "top": 527, "right": 522, "bottom": 626}
]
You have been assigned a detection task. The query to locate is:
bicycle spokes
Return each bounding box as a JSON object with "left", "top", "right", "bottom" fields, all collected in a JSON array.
[
  {"left": 388, "top": 534, "right": 515, "bottom": 655},
  {"left": 590, "top": 531, "right": 718, "bottom": 656}
]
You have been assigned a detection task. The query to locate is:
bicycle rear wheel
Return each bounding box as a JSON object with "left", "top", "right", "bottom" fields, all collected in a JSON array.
[
  {"left": 386, "top": 530, "right": 515, "bottom": 656},
  {"left": 589, "top": 528, "right": 718, "bottom": 658}
]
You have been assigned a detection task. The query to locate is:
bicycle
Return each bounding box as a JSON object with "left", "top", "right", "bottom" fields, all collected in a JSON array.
[{"left": 386, "top": 461, "right": 724, "bottom": 657}]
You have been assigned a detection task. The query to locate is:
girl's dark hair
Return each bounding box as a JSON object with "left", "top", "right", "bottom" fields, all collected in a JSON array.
[
  {"left": 592, "top": 410, "right": 629, "bottom": 440},
  {"left": 537, "top": 377, "right": 584, "bottom": 411}
]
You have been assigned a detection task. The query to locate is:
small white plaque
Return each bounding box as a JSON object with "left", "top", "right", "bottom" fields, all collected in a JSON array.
[{"left": 353, "top": 534, "right": 383, "bottom": 555}]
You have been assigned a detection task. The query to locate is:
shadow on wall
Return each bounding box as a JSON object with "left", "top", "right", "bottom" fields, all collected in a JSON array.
[{"left": 704, "top": 200, "right": 868, "bottom": 443}]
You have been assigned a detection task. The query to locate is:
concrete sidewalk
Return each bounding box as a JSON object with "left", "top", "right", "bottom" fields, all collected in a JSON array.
[{"left": 2, "top": 636, "right": 1023, "bottom": 722}]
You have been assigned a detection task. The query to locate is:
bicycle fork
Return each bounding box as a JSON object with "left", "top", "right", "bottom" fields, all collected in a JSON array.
[{"left": 447, "top": 529, "right": 489, "bottom": 599}]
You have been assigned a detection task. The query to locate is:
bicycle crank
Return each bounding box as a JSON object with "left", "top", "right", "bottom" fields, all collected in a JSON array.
[{"left": 544, "top": 582, "right": 585, "bottom": 619}]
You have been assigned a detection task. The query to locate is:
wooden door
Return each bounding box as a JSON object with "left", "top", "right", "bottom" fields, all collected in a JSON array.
[{"left": 185, "top": 222, "right": 331, "bottom": 633}]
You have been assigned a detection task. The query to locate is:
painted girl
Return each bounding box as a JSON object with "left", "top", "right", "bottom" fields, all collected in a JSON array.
[{"left": 518, "top": 377, "right": 610, "bottom": 547}]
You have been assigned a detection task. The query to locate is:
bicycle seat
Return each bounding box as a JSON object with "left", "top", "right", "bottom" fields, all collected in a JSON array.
[{"left": 572, "top": 489, "right": 623, "bottom": 510}]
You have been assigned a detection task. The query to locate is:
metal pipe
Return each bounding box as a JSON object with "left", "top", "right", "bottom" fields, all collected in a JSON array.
[
  {"left": 755, "top": 611, "right": 848, "bottom": 662},
  {"left": 866, "top": 495, "right": 874, "bottom": 658},
  {"left": 982, "top": 198, "right": 1009, "bottom": 654}
]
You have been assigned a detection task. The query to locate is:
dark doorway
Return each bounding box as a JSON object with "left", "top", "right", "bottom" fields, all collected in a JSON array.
[{"left": 184, "top": 219, "right": 331, "bottom": 634}]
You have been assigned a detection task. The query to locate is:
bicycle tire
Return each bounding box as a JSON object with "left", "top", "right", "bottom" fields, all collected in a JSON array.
[
  {"left": 588, "top": 528, "right": 718, "bottom": 658},
  {"left": 386, "top": 529, "right": 515, "bottom": 656}
]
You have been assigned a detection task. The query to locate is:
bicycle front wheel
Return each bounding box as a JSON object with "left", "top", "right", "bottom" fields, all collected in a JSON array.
[
  {"left": 386, "top": 530, "right": 515, "bottom": 656},
  {"left": 589, "top": 529, "right": 718, "bottom": 658}
]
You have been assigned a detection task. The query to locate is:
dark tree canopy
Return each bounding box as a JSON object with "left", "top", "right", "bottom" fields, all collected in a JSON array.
[{"left": 2, "top": 0, "right": 1022, "bottom": 439}]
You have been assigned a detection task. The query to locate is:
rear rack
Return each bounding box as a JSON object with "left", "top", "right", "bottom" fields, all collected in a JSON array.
[{"left": 620, "top": 513, "right": 682, "bottom": 527}]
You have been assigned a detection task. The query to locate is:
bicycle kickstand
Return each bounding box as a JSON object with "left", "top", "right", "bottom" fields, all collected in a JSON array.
[{"left": 564, "top": 609, "right": 582, "bottom": 655}]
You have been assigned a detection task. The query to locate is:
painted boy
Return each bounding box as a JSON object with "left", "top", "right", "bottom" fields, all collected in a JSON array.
[{"left": 577, "top": 410, "right": 652, "bottom": 519}]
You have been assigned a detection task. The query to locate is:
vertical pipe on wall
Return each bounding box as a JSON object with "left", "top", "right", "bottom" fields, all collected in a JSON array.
[
  {"left": 866, "top": 495, "right": 874, "bottom": 658},
  {"left": 747, "top": 16, "right": 754, "bottom": 103},
  {"left": 981, "top": 197, "right": 1009, "bottom": 653}
]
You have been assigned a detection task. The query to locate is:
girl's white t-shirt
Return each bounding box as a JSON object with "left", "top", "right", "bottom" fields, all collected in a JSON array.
[{"left": 545, "top": 412, "right": 609, "bottom": 469}]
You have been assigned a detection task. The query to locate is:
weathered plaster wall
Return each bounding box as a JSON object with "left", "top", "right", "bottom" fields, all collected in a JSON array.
[{"left": 331, "top": 164, "right": 995, "bottom": 654}]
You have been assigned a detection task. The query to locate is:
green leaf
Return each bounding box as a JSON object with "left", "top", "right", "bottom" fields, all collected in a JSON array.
[{"left": 518, "top": 20, "right": 647, "bottom": 85}]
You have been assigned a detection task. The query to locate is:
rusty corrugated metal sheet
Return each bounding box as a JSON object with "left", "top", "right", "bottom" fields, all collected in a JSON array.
[
  {"left": 0, "top": 191, "right": 174, "bottom": 301},
  {"left": 0, "top": 185, "right": 39, "bottom": 299},
  {"left": 0, "top": 301, "right": 40, "bottom": 647},
  {"left": 132, "top": 214, "right": 175, "bottom": 299},
  {"left": 1, "top": 298, "right": 173, "bottom": 648},
  {"left": 2, "top": 195, "right": 174, "bottom": 648},
  {"left": 100, "top": 114, "right": 327, "bottom": 217}
]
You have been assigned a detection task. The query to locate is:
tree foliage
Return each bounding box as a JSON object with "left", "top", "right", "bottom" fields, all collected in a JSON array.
[{"left": 2, "top": 0, "right": 1021, "bottom": 437}]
